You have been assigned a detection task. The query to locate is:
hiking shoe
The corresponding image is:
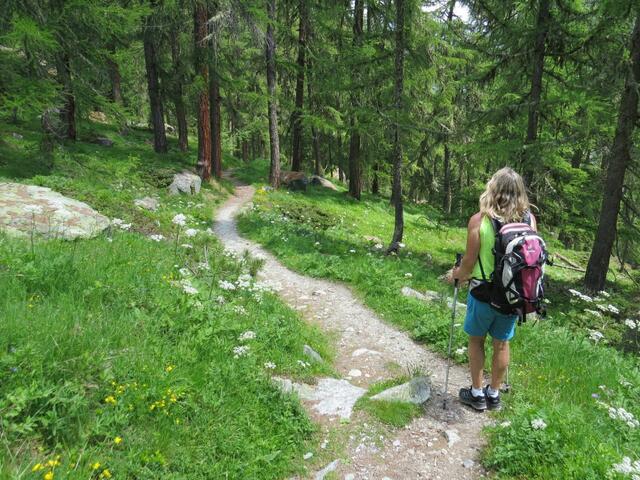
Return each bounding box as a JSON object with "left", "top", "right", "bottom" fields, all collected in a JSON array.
[
  {"left": 483, "top": 385, "right": 502, "bottom": 411},
  {"left": 459, "top": 387, "right": 487, "bottom": 411}
]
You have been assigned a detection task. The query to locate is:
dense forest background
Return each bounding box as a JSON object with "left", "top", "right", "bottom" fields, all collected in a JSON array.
[{"left": 1, "top": 0, "right": 639, "bottom": 292}]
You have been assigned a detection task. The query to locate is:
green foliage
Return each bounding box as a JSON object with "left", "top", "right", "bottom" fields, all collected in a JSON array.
[{"left": 355, "top": 378, "right": 423, "bottom": 427}]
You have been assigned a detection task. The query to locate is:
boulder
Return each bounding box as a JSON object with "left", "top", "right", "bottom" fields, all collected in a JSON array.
[
  {"left": 0, "top": 183, "right": 110, "bottom": 240},
  {"left": 364, "top": 235, "right": 383, "bottom": 244},
  {"left": 280, "top": 171, "right": 308, "bottom": 191},
  {"left": 370, "top": 376, "right": 431, "bottom": 405},
  {"left": 12, "top": 133, "right": 23, "bottom": 140},
  {"left": 315, "top": 460, "right": 340, "bottom": 480},
  {"left": 134, "top": 197, "right": 159, "bottom": 211},
  {"left": 169, "top": 171, "right": 201, "bottom": 195},
  {"left": 309, "top": 175, "right": 338, "bottom": 191}
]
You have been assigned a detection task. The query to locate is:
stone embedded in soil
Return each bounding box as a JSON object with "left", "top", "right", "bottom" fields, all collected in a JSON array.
[
  {"left": 351, "top": 348, "right": 381, "bottom": 358},
  {"left": 400, "top": 286, "right": 466, "bottom": 310},
  {"left": 303, "top": 452, "right": 313, "bottom": 460},
  {"left": 303, "top": 344, "right": 324, "bottom": 363},
  {"left": 315, "top": 459, "right": 340, "bottom": 480},
  {"left": 462, "top": 459, "right": 475, "bottom": 468},
  {"left": 348, "top": 369, "right": 362, "bottom": 377},
  {"left": 134, "top": 197, "right": 159, "bottom": 211},
  {"left": 444, "top": 429, "right": 461, "bottom": 447},
  {"left": 0, "top": 183, "right": 110, "bottom": 240},
  {"left": 273, "top": 377, "right": 366, "bottom": 419},
  {"left": 344, "top": 475, "right": 355, "bottom": 480},
  {"left": 370, "top": 376, "right": 431, "bottom": 405}
]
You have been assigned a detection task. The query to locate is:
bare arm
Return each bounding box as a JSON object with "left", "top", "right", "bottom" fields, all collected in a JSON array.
[{"left": 453, "top": 212, "right": 482, "bottom": 282}]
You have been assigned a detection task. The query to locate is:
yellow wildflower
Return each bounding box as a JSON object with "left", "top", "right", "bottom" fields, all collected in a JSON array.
[
  {"left": 46, "top": 459, "right": 60, "bottom": 468},
  {"left": 32, "top": 463, "right": 44, "bottom": 472},
  {"left": 114, "top": 436, "right": 122, "bottom": 445},
  {"left": 43, "top": 471, "right": 54, "bottom": 480},
  {"left": 104, "top": 395, "right": 116, "bottom": 405},
  {"left": 100, "top": 468, "right": 112, "bottom": 479},
  {"left": 91, "top": 462, "right": 101, "bottom": 470},
  {"left": 165, "top": 365, "right": 174, "bottom": 373}
]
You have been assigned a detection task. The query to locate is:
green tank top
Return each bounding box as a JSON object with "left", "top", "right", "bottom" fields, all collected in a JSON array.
[{"left": 471, "top": 216, "right": 495, "bottom": 280}]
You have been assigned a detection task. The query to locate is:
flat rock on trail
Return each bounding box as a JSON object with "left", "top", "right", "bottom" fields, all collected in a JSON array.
[{"left": 214, "top": 183, "right": 492, "bottom": 480}]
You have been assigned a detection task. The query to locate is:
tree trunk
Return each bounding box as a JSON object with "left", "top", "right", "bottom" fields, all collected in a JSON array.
[
  {"left": 143, "top": 17, "right": 168, "bottom": 154},
  {"left": 522, "top": 0, "right": 550, "bottom": 187},
  {"left": 371, "top": 163, "right": 380, "bottom": 195},
  {"left": 57, "top": 52, "right": 76, "bottom": 141},
  {"left": 210, "top": 66, "right": 223, "bottom": 179},
  {"left": 570, "top": 148, "right": 583, "bottom": 169},
  {"left": 107, "top": 45, "right": 123, "bottom": 105},
  {"left": 389, "top": 0, "right": 405, "bottom": 252},
  {"left": 170, "top": 36, "right": 188, "bottom": 152},
  {"left": 443, "top": 143, "right": 452, "bottom": 214},
  {"left": 266, "top": 0, "right": 281, "bottom": 188},
  {"left": 194, "top": 2, "right": 211, "bottom": 178},
  {"left": 584, "top": 13, "right": 640, "bottom": 292},
  {"left": 290, "top": 0, "right": 307, "bottom": 172},
  {"left": 348, "top": 0, "right": 364, "bottom": 199}
]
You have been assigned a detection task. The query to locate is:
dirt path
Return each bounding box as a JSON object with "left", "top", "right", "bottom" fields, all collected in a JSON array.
[{"left": 214, "top": 183, "right": 492, "bottom": 480}]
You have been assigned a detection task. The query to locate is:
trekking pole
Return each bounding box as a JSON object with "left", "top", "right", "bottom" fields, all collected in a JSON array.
[{"left": 443, "top": 253, "right": 463, "bottom": 409}]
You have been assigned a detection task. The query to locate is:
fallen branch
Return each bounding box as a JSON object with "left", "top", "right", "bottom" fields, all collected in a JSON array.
[{"left": 554, "top": 252, "right": 583, "bottom": 270}]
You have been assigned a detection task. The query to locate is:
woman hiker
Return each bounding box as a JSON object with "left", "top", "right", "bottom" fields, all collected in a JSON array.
[{"left": 447, "top": 167, "right": 537, "bottom": 411}]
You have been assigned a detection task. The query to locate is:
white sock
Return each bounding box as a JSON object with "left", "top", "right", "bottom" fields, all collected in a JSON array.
[
  {"left": 487, "top": 386, "right": 499, "bottom": 398},
  {"left": 471, "top": 387, "right": 484, "bottom": 397}
]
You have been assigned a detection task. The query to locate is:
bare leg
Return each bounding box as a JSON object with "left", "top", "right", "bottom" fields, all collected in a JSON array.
[
  {"left": 468, "top": 335, "right": 486, "bottom": 389},
  {"left": 491, "top": 339, "right": 510, "bottom": 390}
]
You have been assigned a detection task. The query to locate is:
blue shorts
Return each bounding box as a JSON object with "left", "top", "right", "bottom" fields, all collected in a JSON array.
[{"left": 463, "top": 293, "right": 517, "bottom": 341}]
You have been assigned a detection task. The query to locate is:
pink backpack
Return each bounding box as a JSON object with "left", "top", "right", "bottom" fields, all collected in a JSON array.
[{"left": 480, "top": 213, "right": 548, "bottom": 321}]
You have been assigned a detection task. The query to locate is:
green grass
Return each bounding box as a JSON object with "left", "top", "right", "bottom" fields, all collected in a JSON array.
[
  {"left": 0, "top": 122, "right": 334, "bottom": 479},
  {"left": 355, "top": 378, "right": 423, "bottom": 427},
  {"left": 236, "top": 165, "right": 640, "bottom": 479}
]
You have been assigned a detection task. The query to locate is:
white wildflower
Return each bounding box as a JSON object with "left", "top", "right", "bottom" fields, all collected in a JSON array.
[
  {"left": 608, "top": 407, "right": 639, "bottom": 428},
  {"left": 608, "top": 304, "right": 620, "bottom": 315},
  {"left": 219, "top": 280, "right": 236, "bottom": 291},
  {"left": 404, "top": 273, "right": 413, "bottom": 278},
  {"left": 398, "top": 242, "right": 405, "bottom": 248},
  {"left": 197, "top": 261, "right": 210, "bottom": 271},
  {"left": 149, "top": 234, "right": 164, "bottom": 242},
  {"left": 192, "top": 300, "right": 203, "bottom": 310},
  {"left": 589, "top": 330, "right": 604, "bottom": 343},
  {"left": 455, "top": 347, "right": 467, "bottom": 355},
  {"left": 624, "top": 319, "right": 638, "bottom": 330},
  {"left": 233, "top": 345, "right": 250, "bottom": 358},
  {"left": 596, "top": 304, "right": 608, "bottom": 313},
  {"left": 216, "top": 295, "right": 226, "bottom": 304},
  {"left": 172, "top": 213, "right": 187, "bottom": 226},
  {"left": 264, "top": 362, "right": 276, "bottom": 370},
  {"left": 206, "top": 227, "right": 215, "bottom": 236},
  {"left": 184, "top": 228, "right": 198, "bottom": 238},
  {"left": 24, "top": 205, "right": 43, "bottom": 215},
  {"left": 238, "top": 330, "right": 256, "bottom": 341},
  {"left": 612, "top": 456, "right": 640, "bottom": 478},
  {"left": 181, "top": 282, "right": 198, "bottom": 295},
  {"left": 531, "top": 418, "right": 547, "bottom": 430},
  {"left": 500, "top": 421, "right": 512, "bottom": 428},
  {"left": 179, "top": 267, "right": 191, "bottom": 277},
  {"left": 599, "top": 290, "right": 611, "bottom": 298},
  {"left": 584, "top": 309, "right": 603, "bottom": 318},
  {"left": 349, "top": 249, "right": 356, "bottom": 253},
  {"left": 180, "top": 243, "right": 193, "bottom": 249},
  {"left": 314, "top": 242, "right": 320, "bottom": 246},
  {"left": 233, "top": 305, "right": 247, "bottom": 315},
  {"left": 374, "top": 243, "right": 383, "bottom": 250},
  {"left": 111, "top": 218, "right": 124, "bottom": 226},
  {"left": 297, "top": 360, "right": 310, "bottom": 368}
]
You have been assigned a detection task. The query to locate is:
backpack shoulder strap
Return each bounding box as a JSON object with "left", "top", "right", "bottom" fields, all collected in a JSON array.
[
  {"left": 522, "top": 210, "right": 532, "bottom": 226},
  {"left": 490, "top": 217, "right": 502, "bottom": 237}
]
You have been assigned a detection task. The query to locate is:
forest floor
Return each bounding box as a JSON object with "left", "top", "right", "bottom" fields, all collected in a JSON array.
[{"left": 215, "top": 178, "right": 490, "bottom": 479}]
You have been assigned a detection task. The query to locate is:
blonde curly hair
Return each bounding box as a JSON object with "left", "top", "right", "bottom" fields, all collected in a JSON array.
[{"left": 479, "top": 167, "right": 530, "bottom": 223}]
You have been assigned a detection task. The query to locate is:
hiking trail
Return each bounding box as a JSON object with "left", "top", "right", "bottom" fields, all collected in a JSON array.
[{"left": 214, "top": 180, "right": 493, "bottom": 480}]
